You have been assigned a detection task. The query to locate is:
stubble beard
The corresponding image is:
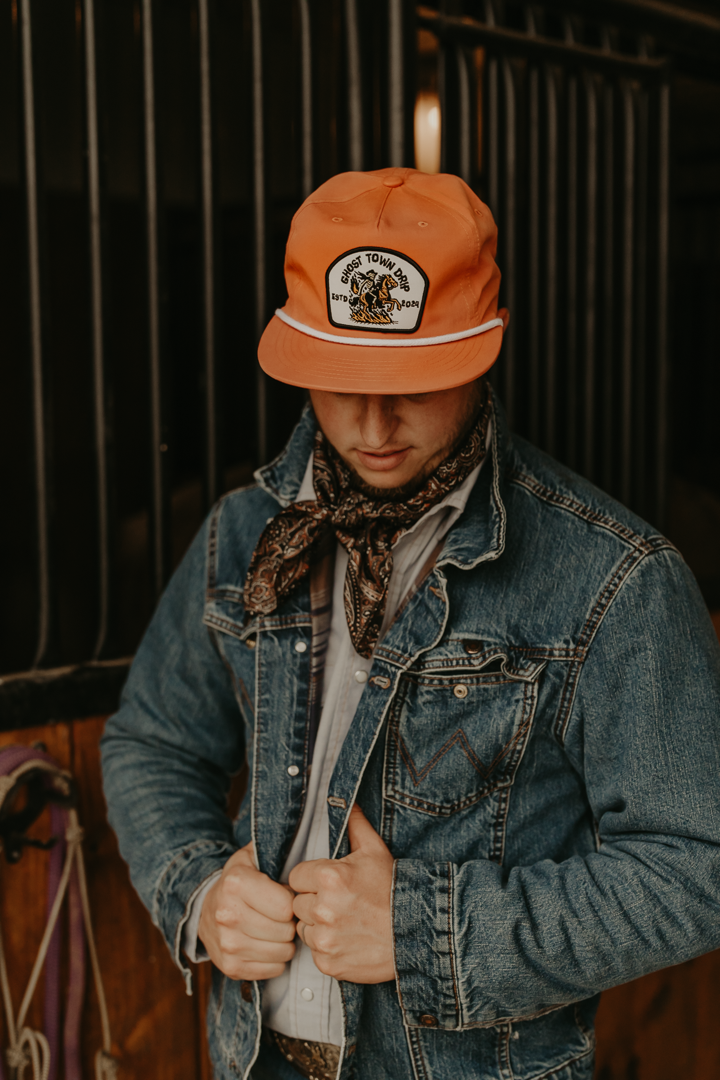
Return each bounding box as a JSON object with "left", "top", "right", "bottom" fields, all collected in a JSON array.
[{"left": 334, "top": 380, "right": 486, "bottom": 502}]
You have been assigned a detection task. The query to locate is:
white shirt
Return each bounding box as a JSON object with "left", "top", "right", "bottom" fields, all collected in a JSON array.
[{"left": 184, "top": 434, "right": 487, "bottom": 1045}]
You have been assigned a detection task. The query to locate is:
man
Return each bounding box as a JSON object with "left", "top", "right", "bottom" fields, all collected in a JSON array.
[{"left": 102, "top": 168, "right": 720, "bottom": 1080}]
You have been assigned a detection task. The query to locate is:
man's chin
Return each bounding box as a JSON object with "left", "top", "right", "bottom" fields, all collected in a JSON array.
[{"left": 345, "top": 461, "right": 434, "bottom": 501}]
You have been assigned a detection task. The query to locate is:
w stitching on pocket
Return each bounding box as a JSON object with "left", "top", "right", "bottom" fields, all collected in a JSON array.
[{"left": 386, "top": 677, "right": 538, "bottom": 816}]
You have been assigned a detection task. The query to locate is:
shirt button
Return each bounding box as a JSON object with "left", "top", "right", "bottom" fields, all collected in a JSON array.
[
  {"left": 453, "top": 684, "right": 469, "bottom": 699},
  {"left": 354, "top": 670, "right": 368, "bottom": 684},
  {"left": 300, "top": 987, "right": 314, "bottom": 1001},
  {"left": 420, "top": 1014, "right": 438, "bottom": 1027},
  {"left": 295, "top": 641, "right": 307, "bottom": 653},
  {"left": 287, "top": 765, "right": 300, "bottom": 777}
]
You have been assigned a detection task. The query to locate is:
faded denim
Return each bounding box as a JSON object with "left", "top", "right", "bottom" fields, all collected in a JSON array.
[{"left": 101, "top": 393, "right": 720, "bottom": 1080}]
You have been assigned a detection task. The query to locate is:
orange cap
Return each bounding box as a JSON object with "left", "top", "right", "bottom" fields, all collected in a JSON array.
[{"left": 258, "top": 167, "right": 505, "bottom": 394}]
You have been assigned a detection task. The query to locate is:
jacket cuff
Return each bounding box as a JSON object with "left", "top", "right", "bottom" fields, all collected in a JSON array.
[
  {"left": 392, "top": 859, "right": 461, "bottom": 1030},
  {"left": 152, "top": 839, "right": 237, "bottom": 990}
]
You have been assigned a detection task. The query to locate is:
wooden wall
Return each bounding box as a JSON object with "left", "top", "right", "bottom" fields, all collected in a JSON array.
[{"left": 2, "top": 612, "right": 720, "bottom": 1080}]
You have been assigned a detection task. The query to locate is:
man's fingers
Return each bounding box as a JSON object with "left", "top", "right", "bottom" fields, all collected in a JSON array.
[
  {"left": 223, "top": 866, "right": 295, "bottom": 923},
  {"left": 216, "top": 934, "right": 295, "bottom": 965},
  {"left": 216, "top": 904, "right": 297, "bottom": 942},
  {"left": 292, "top": 892, "right": 317, "bottom": 926},
  {"left": 346, "top": 803, "right": 390, "bottom": 856},
  {"left": 288, "top": 857, "right": 330, "bottom": 895}
]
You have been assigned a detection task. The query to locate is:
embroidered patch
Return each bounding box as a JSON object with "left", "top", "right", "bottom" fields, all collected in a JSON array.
[{"left": 325, "top": 247, "right": 429, "bottom": 333}]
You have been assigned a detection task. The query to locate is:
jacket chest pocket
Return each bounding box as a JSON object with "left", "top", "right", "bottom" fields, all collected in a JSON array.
[{"left": 384, "top": 658, "right": 544, "bottom": 817}]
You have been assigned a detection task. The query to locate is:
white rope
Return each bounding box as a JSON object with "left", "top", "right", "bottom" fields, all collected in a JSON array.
[
  {"left": 7, "top": 1029, "right": 50, "bottom": 1080},
  {"left": 71, "top": 811, "right": 113, "bottom": 1056},
  {"left": 0, "top": 808, "right": 117, "bottom": 1080},
  {"left": 274, "top": 307, "right": 504, "bottom": 347},
  {"left": 15, "top": 834, "right": 76, "bottom": 1034}
]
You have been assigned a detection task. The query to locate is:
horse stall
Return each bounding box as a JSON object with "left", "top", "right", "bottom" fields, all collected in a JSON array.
[{"left": 1, "top": 1, "right": 720, "bottom": 1076}]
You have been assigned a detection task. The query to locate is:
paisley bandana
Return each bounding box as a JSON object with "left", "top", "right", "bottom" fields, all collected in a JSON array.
[{"left": 243, "top": 398, "right": 491, "bottom": 658}]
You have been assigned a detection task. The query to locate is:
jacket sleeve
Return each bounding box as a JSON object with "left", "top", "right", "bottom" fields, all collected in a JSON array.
[
  {"left": 101, "top": 508, "right": 244, "bottom": 984},
  {"left": 392, "top": 548, "right": 720, "bottom": 1029}
]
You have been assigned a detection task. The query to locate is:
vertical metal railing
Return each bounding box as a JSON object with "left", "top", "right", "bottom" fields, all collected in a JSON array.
[
  {"left": 582, "top": 71, "right": 598, "bottom": 482},
  {"left": 141, "top": 0, "right": 169, "bottom": 599},
  {"left": 655, "top": 79, "right": 671, "bottom": 528},
  {"left": 83, "top": 0, "right": 112, "bottom": 659},
  {"left": 20, "top": 0, "right": 52, "bottom": 669},
  {"left": 1, "top": 0, "right": 688, "bottom": 718},
  {"left": 299, "top": 0, "right": 314, "bottom": 199},
  {"left": 345, "top": 0, "right": 364, "bottom": 171},
  {"left": 419, "top": 4, "right": 672, "bottom": 526},
  {"left": 251, "top": 0, "right": 268, "bottom": 466},
  {"left": 199, "top": 0, "right": 218, "bottom": 508}
]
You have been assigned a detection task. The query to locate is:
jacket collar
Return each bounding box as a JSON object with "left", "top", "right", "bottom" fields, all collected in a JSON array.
[{"left": 254, "top": 390, "right": 510, "bottom": 567}]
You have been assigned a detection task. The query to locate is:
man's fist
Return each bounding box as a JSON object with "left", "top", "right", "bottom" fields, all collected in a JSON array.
[
  {"left": 289, "top": 804, "right": 395, "bottom": 984},
  {"left": 198, "top": 841, "right": 296, "bottom": 980}
]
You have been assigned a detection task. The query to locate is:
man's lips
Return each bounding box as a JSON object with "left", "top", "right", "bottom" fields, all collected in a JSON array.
[{"left": 354, "top": 447, "right": 411, "bottom": 472}]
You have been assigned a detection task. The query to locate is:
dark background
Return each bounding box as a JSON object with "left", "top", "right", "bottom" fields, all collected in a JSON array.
[{"left": 0, "top": 0, "right": 718, "bottom": 695}]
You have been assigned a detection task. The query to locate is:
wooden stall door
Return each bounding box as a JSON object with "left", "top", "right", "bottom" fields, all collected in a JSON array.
[{"left": 0, "top": 719, "right": 211, "bottom": 1080}]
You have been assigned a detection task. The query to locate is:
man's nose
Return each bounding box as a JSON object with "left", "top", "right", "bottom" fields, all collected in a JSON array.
[{"left": 358, "top": 395, "right": 399, "bottom": 448}]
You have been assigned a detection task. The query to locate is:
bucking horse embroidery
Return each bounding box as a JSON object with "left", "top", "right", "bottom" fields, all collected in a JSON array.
[{"left": 349, "top": 270, "right": 402, "bottom": 324}]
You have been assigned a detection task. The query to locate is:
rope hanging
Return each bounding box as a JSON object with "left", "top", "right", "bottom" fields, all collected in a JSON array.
[{"left": 0, "top": 747, "right": 117, "bottom": 1080}]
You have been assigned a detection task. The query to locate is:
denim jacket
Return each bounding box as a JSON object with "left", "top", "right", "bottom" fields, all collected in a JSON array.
[{"left": 101, "top": 395, "right": 720, "bottom": 1080}]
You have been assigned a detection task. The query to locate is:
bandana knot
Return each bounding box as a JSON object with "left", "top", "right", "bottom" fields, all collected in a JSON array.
[{"left": 244, "top": 399, "right": 491, "bottom": 658}]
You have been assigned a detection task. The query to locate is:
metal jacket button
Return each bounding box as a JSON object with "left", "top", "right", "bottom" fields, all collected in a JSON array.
[
  {"left": 295, "top": 641, "right": 307, "bottom": 653},
  {"left": 240, "top": 981, "right": 253, "bottom": 1002},
  {"left": 453, "top": 684, "right": 469, "bottom": 699},
  {"left": 245, "top": 635, "right": 257, "bottom": 649},
  {"left": 420, "top": 1014, "right": 438, "bottom": 1027},
  {"left": 464, "top": 639, "right": 482, "bottom": 654},
  {"left": 287, "top": 765, "right": 300, "bottom": 776}
]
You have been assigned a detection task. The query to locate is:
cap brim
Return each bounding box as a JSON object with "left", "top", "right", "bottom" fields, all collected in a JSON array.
[{"left": 258, "top": 316, "right": 504, "bottom": 394}]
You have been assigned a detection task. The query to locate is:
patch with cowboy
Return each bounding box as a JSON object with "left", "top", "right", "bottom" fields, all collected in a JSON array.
[{"left": 325, "top": 246, "right": 428, "bottom": 333}]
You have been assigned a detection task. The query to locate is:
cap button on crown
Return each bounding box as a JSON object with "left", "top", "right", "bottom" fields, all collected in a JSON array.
[{"left": 383, "top": 176, "right": 404, "bottom": 187}]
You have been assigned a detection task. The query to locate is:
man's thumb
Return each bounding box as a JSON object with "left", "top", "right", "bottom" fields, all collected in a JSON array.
[{"left": 346, "top": 803, "right": 387, "bottom": 854}]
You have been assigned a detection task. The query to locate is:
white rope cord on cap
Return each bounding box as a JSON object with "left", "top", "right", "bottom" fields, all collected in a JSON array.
[{"left": 274, "top": 308, "right": 504, "bottom": 347}]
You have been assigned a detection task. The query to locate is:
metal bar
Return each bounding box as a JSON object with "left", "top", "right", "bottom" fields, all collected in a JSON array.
[
  {"left": 20, "top": 0, "right": 51, "bottom": 668},
  {"left": 655, "top": 79, "right": 670, "bottom": 528},
  {"left": 199, "top": 0, "right": 218, "bottom": 508},
  {"left": 620, "top": 83, "right": 634, "bottom": 508},
  {"left": 566, "top": 36, "right": 579, "bottom": 469},
  {"left": 544, "top": 64, "right": 558, "bottom": 457},
  {"left": 83, "top": 0, "right": 111, "bottom": 659},
  {"left": 345, "top": 0, "right": 363, "bottom": 171},
  {"left": 501, "top": 57, "right": 516, "bottom": 425},
  {"left": 601, "top": 74, "right": 614, "bottom": 496},
  {"left": 526, "top": 6, "right": 540, "bottom": 445},
  {"left": 456, "top": 46, "right": 471, "bottom": 184},
  {"left": 633, "top": 82, "right": 649, "bottom": 519},
  {"left": 0, "top": 659, "right": 133, "bottom": 732},
  {"left": 251, "top": 0, "right": 268, "bottom": 465},
  {"left": 299, "top": 0, "right": 313, "bottom": 198},
  {"left": 141, "top": 0, "right": 167, "bottom": 598},
  {"left": 480, "top": 1, "right": 499, "bottom": 393},
  {"left": 417, "top": 9, "right": 671, "bottom": 79},
  {"left": 582, "top": 73, "right": 598, "bottom": 481},
  {"left": 484, "top": 4, "right": 499, "bottom": 215},
  {"left": 534, "top": 0, "right": 720, "bottom": 59},
  {"left": 388, "top": 0, "right": 404, "bottom": 167}
]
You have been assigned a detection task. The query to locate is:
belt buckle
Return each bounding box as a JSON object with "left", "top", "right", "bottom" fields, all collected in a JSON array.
[{"left": 269, "top": 1029, "right": 341, "bottom": 1080}]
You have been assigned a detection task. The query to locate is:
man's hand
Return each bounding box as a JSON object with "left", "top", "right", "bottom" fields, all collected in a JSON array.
[
  {"left": 289, "top": 804, "right": 395, "bottom": 983},
  {"left": 198, "top": 841, "right": 296, "bottom": 980}
]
